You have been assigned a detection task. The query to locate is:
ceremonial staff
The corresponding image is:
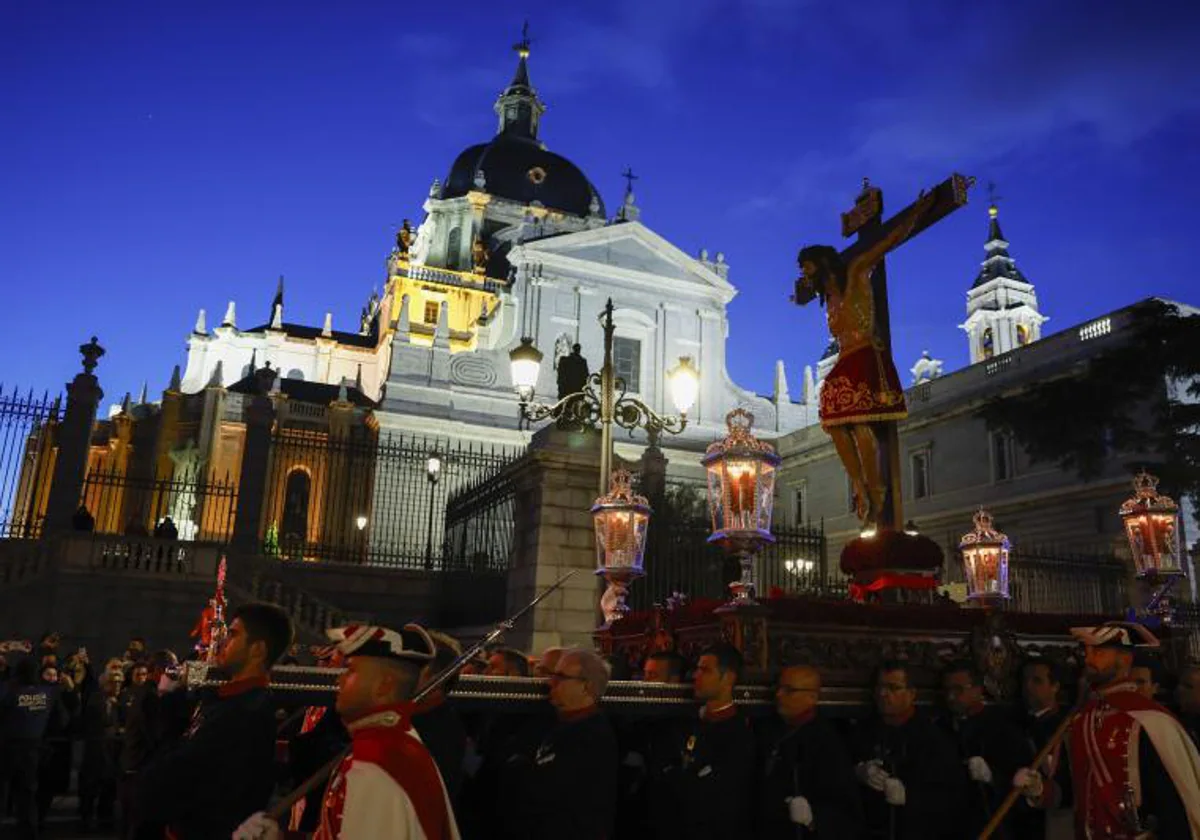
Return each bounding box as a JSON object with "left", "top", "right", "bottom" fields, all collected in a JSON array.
[
  {"left": 977, "top": 695, "right": 1084, "bottom": 840},
  {"left": 265, "top": 569, "right": 579, "bottom": 822}
]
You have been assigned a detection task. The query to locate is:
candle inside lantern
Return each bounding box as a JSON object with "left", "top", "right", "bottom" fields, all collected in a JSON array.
[
  {"left": 608, "top": 511, "right": 633, "bottom": 567},
  {"left": 727, "top": 462, "right": 756, "bottom": 529}
]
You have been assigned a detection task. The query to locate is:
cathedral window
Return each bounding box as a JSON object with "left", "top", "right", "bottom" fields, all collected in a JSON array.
[
  {"left": 445, "top": 227, "right": 462, "bottom": 269},
  {"left": 981, "top": 328, "right": 995, "bottom": 359},
  {"left": 424, "top": 301, "right": 440, "bottom": 324},
  {"left": 1015, "top": 324, "right": 1030, "bottom": 346},
  {"left": 613, "top": 337, "right": 641, "bottom": 393},
  {"left": 910, "top": 451, "right": 931, "bottom": 499},
  {"left": 794, "top": 482, "right": 807, "bottom": 526},
  {"left": 991, "top": 432, "right": 1014, "bottom": 482},
  {"left": 286, "top": 369, "right": 304, "bottom": 381}
]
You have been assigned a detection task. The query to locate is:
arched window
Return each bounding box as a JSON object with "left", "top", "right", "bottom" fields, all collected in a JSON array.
[
  {"left": 445, "top": 227, "right": 462, "bottom": 270},
  {"left": 286, "top": 368, "right": 304, "bottom": 381},
  {"left": 1015, "top": 324, "right": 1030, "bottom": 347},
  {"left": 981, "top": 328, "right": 995, "bottom": 359},
  {"left": 281, "top": 469, "right": 310, "bottom": 544}
]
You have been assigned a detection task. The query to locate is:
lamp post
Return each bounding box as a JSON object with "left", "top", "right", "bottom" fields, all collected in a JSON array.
[
  {"left": 355, "top": 514, "right": 368, "bottom": 563},
  {"left": 1119, "top": 470, "right": 1185, "bottom": 617},
  {"left": 703, "top": 409, "right": 780, "bottom": 609},
  {"left": 592, "top": 468, "right": 653, "bottom": 626},
  {"left": 509, "top": 298, "right": 699, "bottom": 494},
  {"left": 958, "top": 508, "right": 1011, "bottom": 605},
  {"left": 424, "top": 451, "right": 442, "bottom": 570}
]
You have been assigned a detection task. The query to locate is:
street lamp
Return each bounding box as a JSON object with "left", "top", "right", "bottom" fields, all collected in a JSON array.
[
  {"left": 958, "top": 508, "right": 1011, "bottom": 604},
  {"left": 508, "top": 298, "right": 699, "bottom": 494},
  {"left": 703, "top": 409, "right": 780, "bottom": 609},
  {"left": 592, "top": 468, "right": 653, "bottom": 626},
  {"left": 424, "top": 452, "right": 442, "bottom": 570},
  {"left": 355, "top": 515, "right": 368, "bottom": 531}
]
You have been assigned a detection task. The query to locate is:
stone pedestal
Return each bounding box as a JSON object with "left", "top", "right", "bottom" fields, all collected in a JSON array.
[
  {"left": 232, "top": 373, "right": 277, "bottom": 549},
  {"left": 45, "top": 341, "right": 105, "bottom": 532},
  {"left": 504, "top": 426, "right": 603, "bottom": 653}
]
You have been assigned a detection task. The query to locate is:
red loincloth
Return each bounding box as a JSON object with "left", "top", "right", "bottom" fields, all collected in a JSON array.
[{"left": 819, "top": 343, "right": 907, "bottom": 427}]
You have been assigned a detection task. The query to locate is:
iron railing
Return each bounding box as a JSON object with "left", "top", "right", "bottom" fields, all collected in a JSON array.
[
  {"left": 262, "top": 429, "right": 524, "bottom": 568},
  {"left": 79, "top": 466, "right": 238, "bottom": 542},
  {"left": 0, "top": 387, "right": 61, "bottom": 539},
  {"left": 1005, "top": 544, "right": 1130, "bottom": 615}
]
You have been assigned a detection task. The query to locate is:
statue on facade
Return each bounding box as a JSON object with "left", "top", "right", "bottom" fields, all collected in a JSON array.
[
  {"left": 395, "top": 219, "right": 413, "bottom": 257},
  {"left": 472, "top": 236, "right": 489, "bottom": 275},
  {"left": 556, "top": 343, "right": 589, "bottom": 400}
]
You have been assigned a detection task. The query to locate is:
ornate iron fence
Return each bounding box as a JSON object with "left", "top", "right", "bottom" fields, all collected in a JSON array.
[
  {"left": 262, "top": 430, "right": 524, "bottom": 568},
  {"left": 1005, "top": 543, "right": 1130, "bottom": 615},
  {"left": 0, "top": 387, "right": 61, "bottom": 539},
  {"left": 79, "top": 465, "right": 238, "bottom": 542}
]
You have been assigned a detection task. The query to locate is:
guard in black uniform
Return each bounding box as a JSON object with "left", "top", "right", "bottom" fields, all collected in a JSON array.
[
  {"left": 502, "top": 647, "right": 617, "bottom": 840},
  {"left": 848, "top": 660, "right": 965, "bottom": 840},
  {"left": 136, "top": 603, "right": 293, "bottom": 840},
  {"left": 412, "top": 632, "right": 468, "bottom": 805},
  {"left": 938, "top": 661, "right": 1033, "bottom": 840},
  {"left": 755, "top": 665, "right": 863, "bottom": 839},
  {"left": 652, "top": 643, "right": 755, "bottom": 840}
]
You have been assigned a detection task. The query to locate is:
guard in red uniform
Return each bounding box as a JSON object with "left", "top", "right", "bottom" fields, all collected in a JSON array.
[
  {"left": 235, "top": 623, "right": 460, "bottom": 840},
  {"left": 1015, "top": 621, "right": 1200, "bottom": 838}
]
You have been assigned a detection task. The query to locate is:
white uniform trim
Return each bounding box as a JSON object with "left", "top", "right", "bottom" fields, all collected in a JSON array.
[{"left": 340, "top": 763, "right": 428, "bottom": 840}]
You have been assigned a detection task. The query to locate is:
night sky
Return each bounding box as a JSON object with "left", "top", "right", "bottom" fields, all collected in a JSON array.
[{"left": 4, "top": 1, "right": 1199, "bottom": 413}]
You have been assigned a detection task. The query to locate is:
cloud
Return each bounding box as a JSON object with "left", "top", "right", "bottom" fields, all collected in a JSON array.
[{"left": 730, "top": 1, "right": 1200, "bottom": 217}]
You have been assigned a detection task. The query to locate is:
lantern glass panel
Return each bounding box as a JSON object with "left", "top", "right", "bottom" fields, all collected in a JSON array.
[
  {"left": 593, "top": 507, "right": 648, "bottom": 574},
  {"left": 725, "top": 459, "right": 758, "bottom": 532},
  {"left": 756, "top": 462, "right": 777, "bottom": 532},
  {"left": 706, "top": 462, "right": 724, "bottom": 534}
]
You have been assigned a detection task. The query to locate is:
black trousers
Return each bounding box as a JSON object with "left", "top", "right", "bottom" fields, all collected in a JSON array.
[{"left": 0, "top": 739, "right": 41, "bottom": 840}]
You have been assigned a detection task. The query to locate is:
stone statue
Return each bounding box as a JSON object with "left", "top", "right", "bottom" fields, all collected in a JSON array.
[
  {"left": 472, "top": 236, "right": 489, "bottom": 275},
  {"left": 552, "top": 333, "right": 572, "bottom": 370},
  {"left": 396, "top": 219, "right": 413, "bottom": 257},
  {"left": 557, "top": 343, "right": 590, "bottom": 400}
]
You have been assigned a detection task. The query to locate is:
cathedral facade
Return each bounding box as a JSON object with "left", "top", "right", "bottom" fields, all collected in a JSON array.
[{"left": 177, "top": 37, "right": 816, "bottom": 483}]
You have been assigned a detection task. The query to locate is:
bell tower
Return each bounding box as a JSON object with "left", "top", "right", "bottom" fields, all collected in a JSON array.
[{"left": 960, "top": 194, "right": 1047, "bottom": 364}]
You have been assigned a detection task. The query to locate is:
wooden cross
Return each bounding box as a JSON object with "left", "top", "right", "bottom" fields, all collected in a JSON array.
[{"left": 826, "top": 174, "right": 973, "bottom": 530}]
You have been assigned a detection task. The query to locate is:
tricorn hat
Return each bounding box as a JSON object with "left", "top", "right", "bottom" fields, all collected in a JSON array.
[
  {"left": 326, "top": 624, "right": 436, "bottom": 663},
  {"left": 1070, "top": 621, "right": 1160, "bottom": 650}
]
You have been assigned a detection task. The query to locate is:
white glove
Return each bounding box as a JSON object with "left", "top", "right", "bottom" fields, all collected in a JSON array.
[
  {"left": 623, "top": 750, "right": 645, "bottom": 768},
  {"left": 856, "top": 760, "right": 889, "bottom": 791},
  {"left": 884, "top": 777, "right": 906, "bottom": 806},
  {"left": 231, "top": 812, "right": 280, "bottom": 840},
  {"left": 1013, "top": 767, "right": 1044, "bottom": 803},
  {"left": 966, "top": 755, "right": 992, "bottom": 784},
  {"left": 786, "top": 795, "right": 814, "bottom": 827}
]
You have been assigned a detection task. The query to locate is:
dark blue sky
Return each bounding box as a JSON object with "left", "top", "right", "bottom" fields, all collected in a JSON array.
[{"left": 3, "top": 0, "right": 1199, "bottom": 409}]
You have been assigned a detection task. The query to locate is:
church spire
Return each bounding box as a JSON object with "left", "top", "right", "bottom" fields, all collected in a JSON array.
[
  {"left": 494, "top": 22, "right": 545, "bottom": 139},
  {"left": 961, "top": 192, "right": 1047, "bottom": 364},
  {"left": 270, "top": 275, "right": 284, "bottom": 327}
]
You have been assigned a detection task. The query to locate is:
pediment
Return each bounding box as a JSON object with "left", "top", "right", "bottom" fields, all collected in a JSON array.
[{"left": 522, "top": 222, "right": 733, "bottom": 296}]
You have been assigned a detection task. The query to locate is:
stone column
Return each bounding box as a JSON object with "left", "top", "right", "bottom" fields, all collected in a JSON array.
[
  {"left": 505, "top": 426, "right": 603, "bottom": 653},
  {"left": 45, "top": 338, "right": 105, "bottom": 532},
  {"left": 232, "top": 367, "right": 277, "bottom": 550}
]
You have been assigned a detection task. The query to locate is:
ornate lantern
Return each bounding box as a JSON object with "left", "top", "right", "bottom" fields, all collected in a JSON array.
[
  {"left": 958, "top": 508, "right": 1011, "bottom": 603},
  {"left": 592, "top": 469, "right": 652, "bottom": 626},
  {"left": 703, "top": 409, "right": 781, "bottom": 607},
  {"left": 1120, "top": 470, "right": 1184, "bottom": 579}
]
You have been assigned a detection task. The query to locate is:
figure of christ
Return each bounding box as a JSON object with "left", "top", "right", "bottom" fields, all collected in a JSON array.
[{"left": 795, "top": 191, "right": 935, "bottom": 528}]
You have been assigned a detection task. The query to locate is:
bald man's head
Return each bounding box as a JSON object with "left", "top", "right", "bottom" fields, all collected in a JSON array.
[{"left": 776, "top": 665, "right": 821, "bottom": 721}]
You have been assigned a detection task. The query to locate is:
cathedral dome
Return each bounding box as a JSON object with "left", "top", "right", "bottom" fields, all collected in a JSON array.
[{"left": 442, "top": 134, "right": 604, "bottom": 218}]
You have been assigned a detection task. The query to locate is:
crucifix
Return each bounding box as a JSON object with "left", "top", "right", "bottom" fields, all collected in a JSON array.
[
  {"left": 793, "top": 173, "right": 973, "bottom": 533},
  {"left": 621, "top": 166, "right": 639, "bottom": 198}
]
